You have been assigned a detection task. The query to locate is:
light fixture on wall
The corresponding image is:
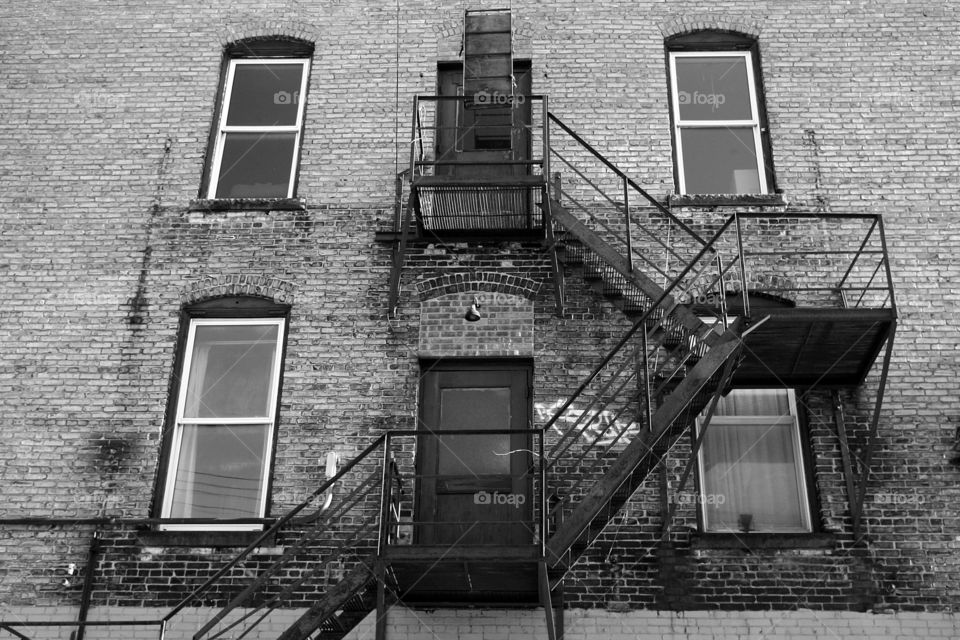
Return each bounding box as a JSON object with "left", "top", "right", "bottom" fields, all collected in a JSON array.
[{"left": 464, "top": 296, "right": 482, "bottom": 322}]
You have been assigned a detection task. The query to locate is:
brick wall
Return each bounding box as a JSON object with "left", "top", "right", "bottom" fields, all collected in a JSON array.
[{"left": 1, "top": 0, "right": 958, "bottom": 633}]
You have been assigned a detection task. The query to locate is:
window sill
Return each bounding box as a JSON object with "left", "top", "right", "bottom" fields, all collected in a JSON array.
[
  {"left": 137, "top": 527, "right": 276, "bottom": 548},
  {"left": 188, "top": 197, "right": 307, "bottom": 212},
  {"left": 668, "top": 193, "right": 786, "bottom": 208},
  {"left": 690, "top": 531, "right": 835, "bottom": 551}
]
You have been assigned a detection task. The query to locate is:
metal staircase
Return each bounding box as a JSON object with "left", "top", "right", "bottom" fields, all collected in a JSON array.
[
  {"left": 155, "top": 110, "right": 894, "bottom": 640},
  {"left": 164, "top": 142, "right": 746, "bottom": 640}
]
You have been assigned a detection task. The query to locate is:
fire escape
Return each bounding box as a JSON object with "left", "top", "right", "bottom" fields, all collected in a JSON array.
[{"left": 0, "top": 8, "right": 897, "bottom": 640}]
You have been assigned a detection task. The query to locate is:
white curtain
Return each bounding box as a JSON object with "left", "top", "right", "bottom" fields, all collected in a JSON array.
[
  {"left": 170, "top": 426, "right": 200, "bottom": 518},
  {"left": 701, "top": 389, "right": 807, "bottom": 532},
  {"left": 183, "top": 343, "right": 210, "bottom": 418}
]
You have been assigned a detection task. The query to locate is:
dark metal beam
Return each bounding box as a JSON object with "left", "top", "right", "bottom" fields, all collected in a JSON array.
[
  {"left": 832, "top": 390, "right": 862, "bottom": 539},
  {"left": 538, "top": 562, "right": 557, "bottom": 640},
  {"left": 0, "top": 625, "right": 32, "bottom": 640},
  {"left": 545, "top": 333, "right": 741, "bottom": 566},
  {"left": 375, "top": 561, "right": 388, "bottom": 640},
  {"left": 660, "top": 344, "right": 741, "bottom": 538},
  {"left": 276, "top": 559, "right": 377, "bottom": 640},
  {"left": 852, "top": 323, "right": 897, "bottom": 544}
]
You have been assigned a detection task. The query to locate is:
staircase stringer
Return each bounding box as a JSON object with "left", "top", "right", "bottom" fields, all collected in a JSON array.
[
  {"left": 549, "top": 199, "right": 722, "bottom": 347},
  {"left": 544, "top": 328, "right": 744, "bottom": 572},
  {"left": 275, "top": 557, "right": 380, "bottom": 640}
]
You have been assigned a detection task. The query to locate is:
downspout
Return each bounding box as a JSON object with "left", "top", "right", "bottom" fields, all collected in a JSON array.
[{"left": 74, "top": 531, "right": 101, "bottom": 640}]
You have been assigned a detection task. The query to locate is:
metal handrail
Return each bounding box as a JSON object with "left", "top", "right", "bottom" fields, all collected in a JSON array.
[
  {"left": 165, "top": 435, "right": 387, "bottom": 623},
  {"left": 731, "top": 212, "right": 894, "bottom": 311},
  {"left": 411, "top": 94, "right": 549, "bottom": 178},
  {"left": 546, "top": 112, "right": 706, "bottom": 246},
  {"left": 540, "top": 215, "right": 738, "bottom": 464}
]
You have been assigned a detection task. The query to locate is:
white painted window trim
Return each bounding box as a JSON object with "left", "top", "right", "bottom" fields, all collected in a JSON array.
[
  {"left": 207, "top": 58, "right": 310, "bottom": 199},
  {"left": 160, "top": 317, "right": 286, "bottom": 531},
  {"left": 669, "top": 50, "right": 768, "bottom": 195}
]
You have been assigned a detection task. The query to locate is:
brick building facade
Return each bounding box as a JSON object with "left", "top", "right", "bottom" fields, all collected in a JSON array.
[{"left": 1, "top": 1, "right": 957, "bottom": 638}]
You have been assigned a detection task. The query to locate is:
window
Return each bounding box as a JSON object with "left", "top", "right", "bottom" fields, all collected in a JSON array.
[
  {"left": 667, "top": 33, "right": 773, "bottom": 195},
  {"left": 159, "top": 300, "right": 287, "bottom": 531},
  {"left": 696, "top": 388, "right": 812, "bottom": 533},
  {"left": 205, "top": 40, "right": 312, "bottom": 199}
]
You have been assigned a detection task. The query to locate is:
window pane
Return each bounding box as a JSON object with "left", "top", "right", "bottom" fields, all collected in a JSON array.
[
  {"left": 184, "top": 324, "right": 279, "bottom": 419},
  {"left": 437, "top": 387, "right": 511, "bottom": 475},
  {"left": 169, "top": 424, "right": 269, "bottom": 518},
  {"left": 215, "top": 132, "right": 296, "bottom": 198},
  {"left": 680, "top": 127, "right": 761, "bottom": 194},
  {"left": 675, "top": 56, "right": 752, "bottom": 121},
  {"left": 701, "top": 423, "right": 806, "bottom": 531},
  {"left": 226, "top": 63, "right": 304, "bottom": 127},
  {"left": 716, "top": 388, "right": 790, "bottom": 417}
]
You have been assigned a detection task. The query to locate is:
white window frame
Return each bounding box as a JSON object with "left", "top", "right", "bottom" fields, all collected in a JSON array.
[
  {"left": 207, "top": 58, "right": 310, "bottom": 199},
  {"left": 695, "top": 388, "right": 812, "bottom": 533},
  {"left": 669, "top": 51, "right": 768, "bottom": 195},
  {"left": 160, "top": 317, "right": 286, "bottom": 531}
]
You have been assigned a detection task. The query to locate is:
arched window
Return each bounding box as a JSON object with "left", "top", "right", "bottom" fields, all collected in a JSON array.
[
  {"left": 156, "top": 296, "right": 290, "bottom": 530},
  {"left": 666, "top": 31, "right": 776, "bottom": 195},
  {"left": 203, "top": 37, "right": 314, "bottom": 199}
]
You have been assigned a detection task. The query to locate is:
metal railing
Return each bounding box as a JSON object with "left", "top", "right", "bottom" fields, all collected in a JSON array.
[
  {"left": 165, "top": 436, "right": 397, "bottom": 640},
  {"left": 409, "top": 95, "right": 548, "bottom": 180},
  {"left": 379, "top": 430, "right": 546, "bottom": 556},
  {"left": 545, "top": 113, "right": 738, "bottom": 329},
  {"left": 731, "top": 212, "right": 896, "bottom": 314}
]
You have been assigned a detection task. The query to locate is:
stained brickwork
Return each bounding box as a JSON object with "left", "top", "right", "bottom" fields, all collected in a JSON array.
[{"left": 1, "top": 0, "right": 958, "bottom": 637}]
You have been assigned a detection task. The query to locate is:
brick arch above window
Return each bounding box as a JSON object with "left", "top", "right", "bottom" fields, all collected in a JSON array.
[
  {"left": 223, "top": 35, "right": 315, "bottom": 58},
  {"left": 658, "top": 14, "right": 762, "bottom": 40},
  {"left": 179, "top": 275, "right": 296, "bottom": 306},
  {"left": 216, "top": 23, "right": 320, "bottom": 51},
  {"left": 416, "top": 272, "right": 541, "bottom": 303}
]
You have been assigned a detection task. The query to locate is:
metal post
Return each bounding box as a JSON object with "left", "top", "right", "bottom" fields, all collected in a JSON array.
[
  {"left": 832, "top": 390, "right": 861, "bottom": 539},
  {"left": 623, "top": 176, "right": 633, "bottom": 272},
  {"left": 853, "top": 325, "right": 896, "bottom": 544},
  {"left": 375, "top": 561, "right": 388, "bottom": 640},
  {"left": 377, "top": 435, "right": 392, "bottom": 557},
  {"left": 539, "top": 430, "right": 547, "bottom": 557},
  {"left": 74, "top": 530, "right": 101, "bottom": 640},
  {"left": 660, "top": 343, "right": 740, "bottom": 539},
  {"left": 734, "top": 213, "right": 750, "bottom": 319},
  {"left": 640, "top": 328, "right": 653, "bottom": 430},
  {"left": 542, "top": 96, "right": 550, "bottom": 188},
  {"left": 716, "top": 254, "right": 728, "bottom": 330},
  {"left": 876, "top": 215, "right": 897, "bottom": 316},
  {"left": 410, "top": 96, "right": 419, "bottom": 179}
]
